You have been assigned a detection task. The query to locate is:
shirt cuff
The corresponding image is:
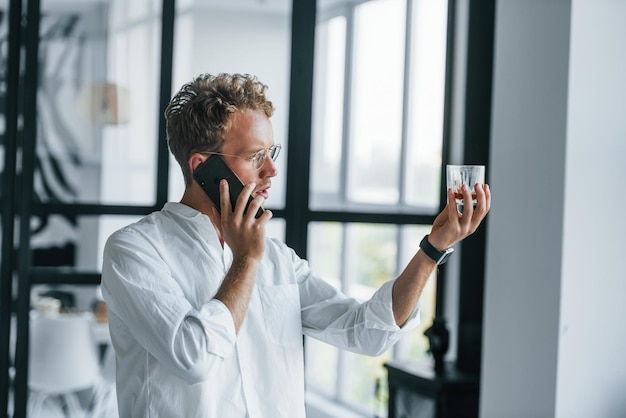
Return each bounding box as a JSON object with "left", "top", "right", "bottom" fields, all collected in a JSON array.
[
  {"left": 367, "top": 279, "right": 422, "bottom": 331},
  {"left": 195, "top": 299, "right": 237, "bottom": 359}
]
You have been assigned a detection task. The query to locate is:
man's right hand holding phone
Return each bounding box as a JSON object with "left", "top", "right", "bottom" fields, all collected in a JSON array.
[{"left": 212, "top": 179, "right": 272, "bottom": 263}]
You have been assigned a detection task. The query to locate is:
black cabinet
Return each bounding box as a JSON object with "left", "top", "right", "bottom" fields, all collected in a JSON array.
[{"left": 384, "top": 360, "right": 479, "bottom": 418}]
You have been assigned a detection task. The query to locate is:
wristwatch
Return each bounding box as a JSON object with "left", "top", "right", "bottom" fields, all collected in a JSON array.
[{"left": 419, "top": 235, "right": 454, "bottom": 265}]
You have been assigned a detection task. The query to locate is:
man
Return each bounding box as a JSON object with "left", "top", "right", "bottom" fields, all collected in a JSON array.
[{"left": 101, "top": 73, "right": 491, "bottom": 417}]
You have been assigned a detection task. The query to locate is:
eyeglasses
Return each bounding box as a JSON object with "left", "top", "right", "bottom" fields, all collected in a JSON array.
[{"left": 201, "top": 144, "right": 281, "bottom": 170}]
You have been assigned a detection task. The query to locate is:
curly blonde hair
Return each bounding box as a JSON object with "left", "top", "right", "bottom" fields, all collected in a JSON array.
[{"left": 165, "top": 73, "right": 274, "bottom": 185}]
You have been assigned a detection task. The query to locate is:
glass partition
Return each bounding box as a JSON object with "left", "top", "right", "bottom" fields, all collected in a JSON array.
[
  {"left": 36, "top": 0, "right": 163, "bottom": 207},
  {"left": 306, "top": 221, "right": 436, "bottom": 414}
]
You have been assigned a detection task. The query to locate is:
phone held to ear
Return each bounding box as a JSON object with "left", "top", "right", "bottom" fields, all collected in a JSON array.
[{"left": 193, "top": 156, "right": 265, "bottom": 219}]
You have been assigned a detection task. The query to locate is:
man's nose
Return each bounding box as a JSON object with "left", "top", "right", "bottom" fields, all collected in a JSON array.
[{"left": 261, "top": 156, "right": 278, "bottom": 177}]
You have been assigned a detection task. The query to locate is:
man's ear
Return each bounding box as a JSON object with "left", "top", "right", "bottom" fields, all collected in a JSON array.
[{"left": 188, "top": 153, "right": 209, "bottom": 174}]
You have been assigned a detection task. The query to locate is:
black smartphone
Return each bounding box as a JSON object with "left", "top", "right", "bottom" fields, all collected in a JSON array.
[{"left": 193, "top": 155, "right": 264, "bottom": 218}]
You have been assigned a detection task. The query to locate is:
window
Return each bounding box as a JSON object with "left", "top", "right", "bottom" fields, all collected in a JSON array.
[
  {"left": 306, "top": 222, "right": 436, "bottom": 413},
  {"left": 306, "top": 0, "right": 449, "bottom": 415}
]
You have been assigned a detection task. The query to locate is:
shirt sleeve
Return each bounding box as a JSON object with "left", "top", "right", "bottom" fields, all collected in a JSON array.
[
  {"left": 101, "top": 228, "right": 237, "bottom": 385},
  {"left": 290, "top": 248, "right": 421, "bottom": 357}
]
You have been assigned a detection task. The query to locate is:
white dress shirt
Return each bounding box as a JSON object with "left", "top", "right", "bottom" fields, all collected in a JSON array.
[{"left": 101, "top": 202, "right": 420, "bottom": 418}]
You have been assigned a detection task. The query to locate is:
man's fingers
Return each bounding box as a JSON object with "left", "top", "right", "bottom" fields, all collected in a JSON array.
[
  {"left": 220, "top": 179, "right": 230, "bottom": 215},
  {"left": 468, "top": 183, "right": 491, "bottom": 231},
  {"left": 257, "top": 207, "right": 273, "bottom": 223},
  {"left": 473, "top": 183, "right": 487, "bottom": 214},
  {"left": 446, "top": 188, "right": 459, "bottom": 221},
  {"left": 459, "top": 184, "right": 474, "bottom": 227},
  {"left": 479, "top": 184, "right": 492, "bottom": 213},
  {"left": 234, "top": 182, "right": 256, "bottom": 216},
  {"left": 245, "top": 195, "right": 266, "bottom": 220}
]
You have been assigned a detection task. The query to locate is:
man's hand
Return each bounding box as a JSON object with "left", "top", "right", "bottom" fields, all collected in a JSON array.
[
  {"left": 216, "top": 180, "right": 273, "bottom": 261},
  {"left": 428, "top": 183, "right": 491, "bottom": 251}
]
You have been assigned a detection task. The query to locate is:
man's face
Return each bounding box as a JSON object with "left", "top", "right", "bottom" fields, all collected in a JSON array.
[{"left": 220, "top": 110, "right": 278, "bottom": 202}]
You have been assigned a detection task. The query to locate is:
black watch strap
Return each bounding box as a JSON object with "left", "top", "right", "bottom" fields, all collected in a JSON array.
[{"left": 419, "top": 235, "right": 454, "bottom": 265}]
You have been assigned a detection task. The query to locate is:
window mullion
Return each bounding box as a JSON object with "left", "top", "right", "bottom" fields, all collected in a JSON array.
[
  {"left": 339, "top": 7, "right": 355, "bottom": 205},
  {"left": 399, "top": 0, "right": 413, "bottom": 206},
  {"left": 335, "top": 223, "right": 352, "bottom": 403},
  {"left": 392, "top": 225, "right": 404, "bottom": 360}
]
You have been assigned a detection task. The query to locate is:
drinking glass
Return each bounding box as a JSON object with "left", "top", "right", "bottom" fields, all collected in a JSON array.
[{"left": 446, "top": 165, "right": 485, "bottom": 208}]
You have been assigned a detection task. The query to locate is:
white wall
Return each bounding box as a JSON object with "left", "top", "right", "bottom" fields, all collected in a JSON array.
[
  {"left": 481, "top": 1, "right": 626, "bottom": 417},
  {"left": 557, "top": 1, "right": 626, "bottom": 416}
]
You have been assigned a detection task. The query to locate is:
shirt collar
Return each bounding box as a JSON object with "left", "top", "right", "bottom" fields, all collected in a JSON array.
[
  {"left": 162, "top": 201, "right": 208, "bottom": 219},
  {"left": 162, "top": 202, "right": 218, "bottom": 238}
]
